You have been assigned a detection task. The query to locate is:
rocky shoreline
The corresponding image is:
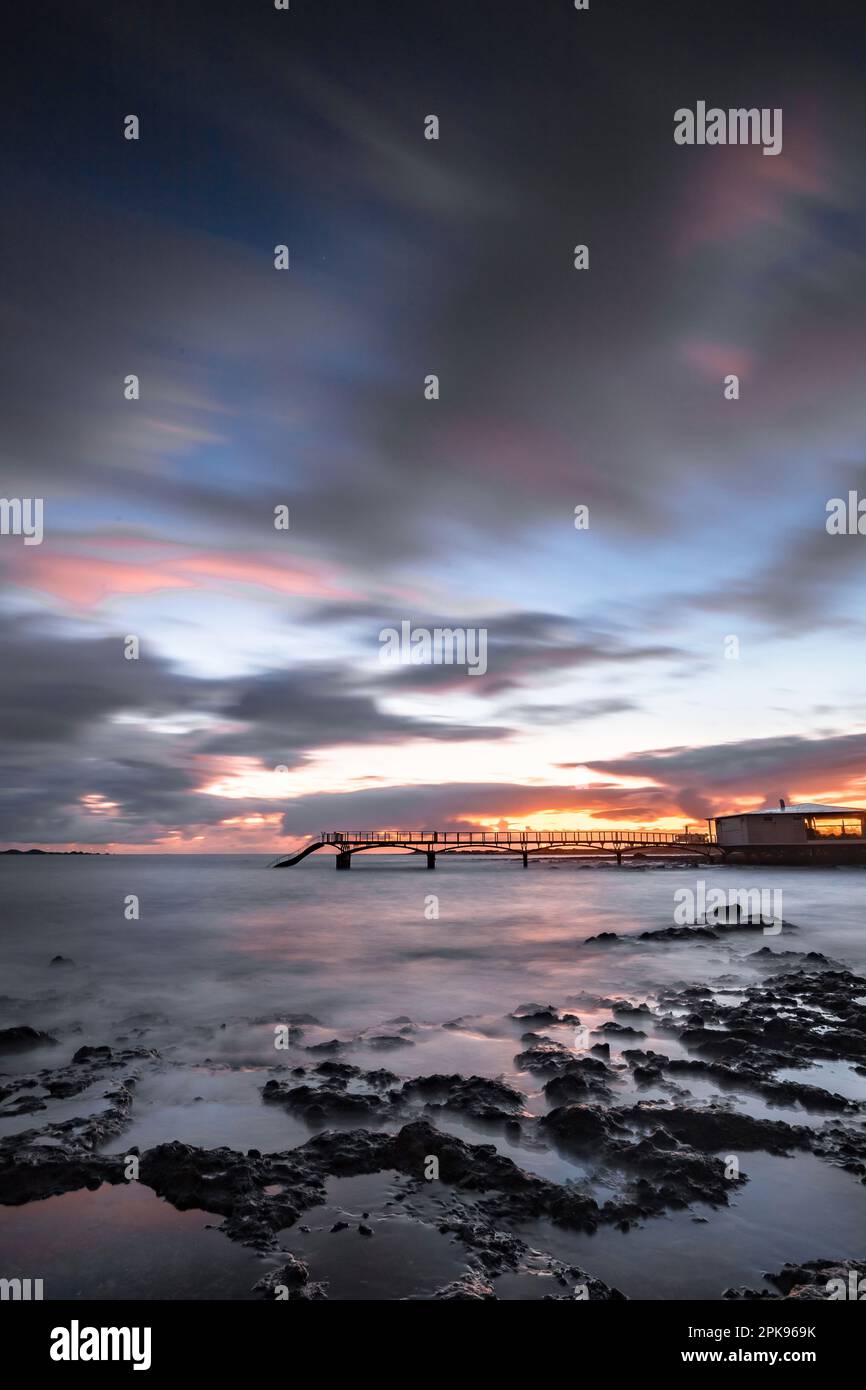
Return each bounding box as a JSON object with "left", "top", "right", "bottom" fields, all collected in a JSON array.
[{"left": 1, "top": 933, "right": 864, "bottom": 1300}]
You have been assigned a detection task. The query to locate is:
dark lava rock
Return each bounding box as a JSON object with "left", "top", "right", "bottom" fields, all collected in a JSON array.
[
  {"left": 612, "top": 1002, "right": 654, "bottom": 1020},
  {"left": 432, "top": 1274, "right": 496, "bottom": 1300},
  {"left": 619, "top": 1103, "right": 810, "bottom": 1155},
  {"left": 622, "top": 1049, "right": 670, "bottom": 1068},
  {"left": 49, "top": 956, "right": 75, "bottom": 967},
  {"left": 313, "top": 1060, "right": 398, "bottom": 1088},
  {"left": 724, "top": 1258, "right": 866, "bottom": 1300},
  {"left": 541, "top": 1265, "right": 627, "bottom": 1300},
  {"left": 509, "top": 1003, "right": 562, "bottom": 1024},
  {"left": 0, "top": 1096, "right": 47, "bottom": 1116},
  {"left": 540, "top": 1103, "right": 630, "bottom": 1148},
  {"left": 0, "top": 1027, "right": 57, "bottom": 1052},
  {"left": 514, "top": 1039, "right": 576, "bottom": 1075},
  {"left": 435, "top": 1216, "right": 526, "bottom": 1272},
  {"left": 666, "top": 1057, "right": 856, "bottom": 1113},
  {"left": 385, "top": 1119, "right": 603, "bottom": 1231},
  {"left": 70, "top": 1045, "right": 157, "bottom": 1067},
  {"left": 722, "top": 1287, "right": 777, "bottom": 1300},
  {"left": 541, "top": 1104, "right": 747, "bottom": 1214},
  {"left": 811, "top": 1120, "right": 866, "bottom": 1178},
  {"left": 639, "top": 926, "right": 719, "bottom": 942},
  {"left": 747, "top": 948, "right": 835, "bottom": 969},
  {"left": 593, "top": 1021, "right": 647, "bottom": 1039},
  {"left": 138, "top": 1140, "right": 325, "bottom": 1248},
  {"left": 612, "top": 1132, "right": 742, "bottom": 1211},
  {"left": 543, "top": 1058, "right": 615, "bottom": 1104},
  {"left": 358, "top": 1222, "right": 373, "bottom": 1235},
  {"left": 668, "top": 966, "right": 866, "bottom": 1067},
  {"left": 632, "top": 1066, "right": 663, "bottom": 1085},
  {"left": 253, "top": 1255, "right": 327, "bottom": 1300},
  {"left": 678, "top": 1028, "right": 753, "bottom": 1060},
  {"left": 262, "top": 1078, "right": 391, "bottom": 1123},
  {"left": 401, "top": 1073, "right": 525, "bottom": 1122},
  {"left": 71, "top": 1045, "right": 112, "bottom": 1064},
  {"left": 768, "top": 1258, "right": 866, "bottom": 1298}
]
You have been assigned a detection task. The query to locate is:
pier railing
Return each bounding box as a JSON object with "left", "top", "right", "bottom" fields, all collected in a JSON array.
[
  {"left": 320, "top": 829, "right": 708, "bottom": 845},
  {"left": 271, "top": 826, "right": 714, "bottom": 867}
]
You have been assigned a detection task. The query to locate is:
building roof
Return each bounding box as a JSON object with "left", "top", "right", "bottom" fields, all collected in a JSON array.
[{"left": 720, "top": 803, "right": 864, "bottom": 818}]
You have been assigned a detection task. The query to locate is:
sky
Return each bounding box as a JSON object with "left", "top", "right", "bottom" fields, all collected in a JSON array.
[{"left": 2, "top": 0, "right": 866, "bottom": 852}]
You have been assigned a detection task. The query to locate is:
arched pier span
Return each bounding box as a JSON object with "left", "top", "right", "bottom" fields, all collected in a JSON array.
[{"left": 271, "top": 828, "right": 716, "bottom": 869}]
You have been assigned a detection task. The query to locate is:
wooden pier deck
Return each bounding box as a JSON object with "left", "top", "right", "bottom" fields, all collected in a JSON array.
[{"left": 272, "top": 828, "right": 716, "bottom": 868}]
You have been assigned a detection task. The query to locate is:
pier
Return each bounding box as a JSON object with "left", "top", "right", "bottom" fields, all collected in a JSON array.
[{"left": 271, "top": 828, "right": 716, "bottom": 869}]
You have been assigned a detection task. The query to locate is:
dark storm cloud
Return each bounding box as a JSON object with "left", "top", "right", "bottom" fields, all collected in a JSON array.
[
  {"left": 5, "top": 0, "right": 866, "bottom": 585},
  {"left": 688, "top": 465, "right": 866, "bottom": 629},
  {"left": 586, "top": 730, "right": 866, "bottom": 816},
  {"left": 279, "top": 781, "right": 675, "bottom": 838},
  {"left": 205, "top": 665, "right": 510, "bottom": 762},
  {"left": 310, "top": 606, "right": 686, "bottom": 696},
  {"left": 0, "top": 613, "right": 220, "bottom": 745},
  {"left": 3, "top": 0, "right": 866, "bottom": 849},
  {"left": 0, "top": 615, "right": 508, "bottom": 842}
]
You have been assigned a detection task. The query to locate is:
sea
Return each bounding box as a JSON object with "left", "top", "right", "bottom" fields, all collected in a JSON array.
[{"left": 1, "top": 853, "right": 864, "bottom": 1300}]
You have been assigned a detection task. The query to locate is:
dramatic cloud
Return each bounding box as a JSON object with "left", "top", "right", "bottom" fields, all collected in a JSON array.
[
  {"left": 2, "top": 3, "right": 866, "bottom": 847},
  {"left": 279, "top": 782, "right": 677, "bottom": 839},
  {"left": 586, "top": 732, "right": 866, "bottom": 817}
]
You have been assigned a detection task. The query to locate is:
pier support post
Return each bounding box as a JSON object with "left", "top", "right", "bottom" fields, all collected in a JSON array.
[
  {"left": 615, "top": 851, "right": 622, "bottom": 866},
  {"left": 336, "top": 851, "right": 352, "bottom": 870},
  {"left": 426, "top": 851, "right": 436, "bottom": 869},
  {"left": 522, "top": 850, "right": 528, "bottom": 868}
]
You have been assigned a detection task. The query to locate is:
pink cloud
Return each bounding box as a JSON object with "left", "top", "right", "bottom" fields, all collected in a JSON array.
[
  {"left": 680, "top": 338, "right": 754, "bottom": 381},
  {"left": 674, "top": 102, "right": 830, "bottom": 255},
  {"left": 4, "top": 541, "right": 350, "bottom": 607}
]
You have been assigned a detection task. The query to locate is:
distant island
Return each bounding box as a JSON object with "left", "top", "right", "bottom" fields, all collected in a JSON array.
[{"left": 0, "top": 848, "right": 108, "bottom": 856}]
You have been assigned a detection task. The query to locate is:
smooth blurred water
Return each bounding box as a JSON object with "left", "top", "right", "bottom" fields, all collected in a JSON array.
[
  {"left": 2, "top": 854, "right": 865, "bottom": 1054},
  {"left": 2, "top": 853, "right": 864, "bottom": 1299}
]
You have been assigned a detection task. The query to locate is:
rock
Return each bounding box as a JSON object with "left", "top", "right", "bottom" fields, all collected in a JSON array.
[
  {"left": 514, "top": 1039, "right": 576, "bottom": 1074},
  {"left": 401, "top": 1074, "right": 525, "bottom": 1122},
  {"left": 619, "top": 1103, "right": 810, "bottom": 1155},
  {"left": 0, "top": 1027, "right": 57, "bottom": 1052},
  {"left": 253, "top": 1255, "right": 327, "bottom": 1300},
  {"left": 543, "top": 1058, "right": 614, "bottom": 1104},
  {"left": 593, "top": 1021, "right": 647, "bottom": 1039},
  {"left": 432, "top": 1274, "right": 496, "bottom": 1300},
  {"left": 724, "top": 1259, "right": 866, "bottom": 1300},
  {"left": 540, "top": 1104, "right": 629, "bottom": 1147},
  {"left": 71, "top": 1045, "right": 112, "bottom": 1064},
  {"left": 641, "top": 925, "right": 720, "bottom": 941},
  {"left": 510, "top": 1003, "right": 561, "bottom": 1024},
  {"left": 263, "top": 1078, "right": 390, "bottom": 1122},
  {"left": 1, "top": 1096, "right": 47, "bottom": 1116}
]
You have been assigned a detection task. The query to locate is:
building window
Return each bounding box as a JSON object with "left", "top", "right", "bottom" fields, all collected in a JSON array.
[{"left": 807, "top": 818, "right": 863, "bottom": 839}]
